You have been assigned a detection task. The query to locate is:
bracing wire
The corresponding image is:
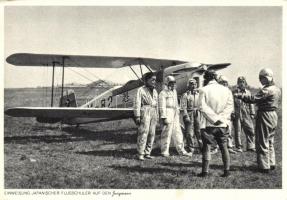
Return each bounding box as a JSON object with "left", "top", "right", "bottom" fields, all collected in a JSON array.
[
  {"left": 69, "top": 59, "right": 101, "bottom": 81},
  {"left": 67, "top": 58, "right": 132, "bottom": 86},
  {"left": 67, "top": 67, "right": 95, "bottom": 83},
  {"left": 67, "top": 59, "right": 104, "bottom": 97},
  {"left": 81, "top": 68, "right": 102, "bottom": 81},
  {"left": 44, "top": 66, "right": 47, "bottom": 106}
]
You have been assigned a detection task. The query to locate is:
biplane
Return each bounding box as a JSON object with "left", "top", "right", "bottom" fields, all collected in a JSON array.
[{"left": 5, "top": 53, "right": 230, "bottom": 125}]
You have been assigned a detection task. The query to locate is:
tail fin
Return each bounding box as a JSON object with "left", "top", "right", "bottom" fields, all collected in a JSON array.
[{"left": 60, "top": 89, "right": 77, "bottom": 107}]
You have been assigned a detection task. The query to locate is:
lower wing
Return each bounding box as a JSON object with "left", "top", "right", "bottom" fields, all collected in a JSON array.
[{"left": 5, "top": 107, "right": 134, "bottom": 121}]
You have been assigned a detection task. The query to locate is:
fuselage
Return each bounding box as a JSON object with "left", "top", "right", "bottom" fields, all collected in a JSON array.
[{"left": 64, "top": 62, "right": 204, "bottom": 125}]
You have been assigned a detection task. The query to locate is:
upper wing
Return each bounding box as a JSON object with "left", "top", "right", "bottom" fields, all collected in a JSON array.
[
  {"left": 6, "top": 53, "right": 187, "bottom": 70},
  {"left": 5, "top": 107, "right": 134, "bottom": 119}
]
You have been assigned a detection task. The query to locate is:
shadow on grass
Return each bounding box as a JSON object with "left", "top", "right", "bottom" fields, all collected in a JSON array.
[
  {"left": 160, "top": 162, "right": 193, "bottom": 168},
  {"left": 160, "top": 161, "right": 259, "bottom": 173},
  {"left": 4, "top": 126, "right": 137, "bottom": 144},
  {"left": 75, "top": 148, "right": 189, "bottom": 162},
  {"left": 76, "top": 148, "right": 137, "bottom": 160},
  {"left": 63, "top": 126, "right": 137, "bottom": 144},
  {"left": 109, "top": 165, "right": 193, "bottom": 175},
  {"left": 4, "top": 134, "right": 75, "bottom": 144}
]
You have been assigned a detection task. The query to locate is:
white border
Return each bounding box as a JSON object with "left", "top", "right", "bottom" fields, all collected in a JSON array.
[{"left": 1, "top": 1, "right": 286, "bottom": 200}]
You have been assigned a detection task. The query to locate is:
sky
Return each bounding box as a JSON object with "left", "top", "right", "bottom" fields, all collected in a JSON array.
[{"left": 4, "top": 6, "right": 283, "bottom": 88}]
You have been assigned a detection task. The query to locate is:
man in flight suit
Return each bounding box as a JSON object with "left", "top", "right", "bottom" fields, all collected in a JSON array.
[
  {"left": 134, "top": 72, "right": 158, "bottom": 161},
  {"left": 159, "top": 75, "right": 192, "bottom": 157},
  {"left": 234, "top": 68, "right": 281, "bottom": 173},
  {"left": 233, "top": 76, "right": 256, "bottom": 152},
  {"left": 181, "top": 78, "right": 203, "bottom": 153},
  {"left": 218, "top": 75, "right": 236, "bottom": 154},
  {"left": 198, "top": 70, "right": 234, "bottom": 177}
]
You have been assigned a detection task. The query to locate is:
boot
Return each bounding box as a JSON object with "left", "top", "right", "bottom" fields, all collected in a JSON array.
[
  {"left": 198, "top": 160, "right": 210, "bottom": 177},
  {"left": 221, "top": 170, "right": 230, "bottom": 177}
]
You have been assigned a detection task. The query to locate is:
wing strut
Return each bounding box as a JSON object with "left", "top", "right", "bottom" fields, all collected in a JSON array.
[
  {"left": 60, "top": 57, "right": 66, "bottom": 106},
  {"left": 51, "top": 62, "right": 55, "bottom": 107},
  {"left": 140, "top": 63, "right": 143, "bottom": 77},
  {"left": 144, "top": 64, "right": 153, "bottom": 73},
  {"left": 128, "top": 65, "right": 141, "bottom": 80}
]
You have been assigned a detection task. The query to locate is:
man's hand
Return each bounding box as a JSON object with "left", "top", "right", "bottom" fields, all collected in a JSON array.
[
  {"left": 161, "top": 118, "right": 169, "bottom": 125},
  {"left": 231, "top": 113, "right": 235, "bottom": 121},
  {"left": 214, "top": 120, "right": 223, "bottom": 126},
  {"left": 234, "top": 93, "right": 243, "bottom": 99},
  {"left": 135, "top": 117, "right": 141, "bottom": 126},
  {"left": 183, "top": 116, "right": 191, "bottom": 124}
]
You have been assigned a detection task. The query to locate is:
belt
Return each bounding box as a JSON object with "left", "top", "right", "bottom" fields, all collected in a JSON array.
[
  {"left": 142, "top": 105, "right": 157, "bottom": 108},
  {"left": 186, "top": 108, "right": 199, "bottom": 111},
  {"left": 166, "top": 106, "right": 177, "bottom": 109}
]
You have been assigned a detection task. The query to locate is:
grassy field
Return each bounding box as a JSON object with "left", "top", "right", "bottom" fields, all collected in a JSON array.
[{"left": 4, "top": 88, "right": 282, "bottom": 189}]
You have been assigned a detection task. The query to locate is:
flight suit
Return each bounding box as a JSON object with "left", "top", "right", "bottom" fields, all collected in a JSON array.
[
  {"left": 233, "top": 88, "right": 256, "bottom": 150},
  {"left": 159, "top": 88, "right": 187, "bottom": 156},
  {"left": 181, "top": 90, "right": 203, "bottom": 151},
  {"left": 134, "top": 86, "right": 158, "bottom": 156},
  {"left": 239, "top": 84, "right": 281, "bottom": 170}
]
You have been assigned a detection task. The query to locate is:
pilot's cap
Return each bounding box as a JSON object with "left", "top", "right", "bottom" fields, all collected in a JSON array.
[
  {"left": 259, "top": 68, "right": 273, "bottom": 82},
  {"left": 143, "top": 72, "right": 155, "bottom": 82},
  {"left": 237, "top": 76, "right": 246, "bottom": 84},
  {"left": 166, "top": 75, "right": 176, "bottom": 84},
  {"left": 188, "top": 78, "right": 197, "bottom": 84}
]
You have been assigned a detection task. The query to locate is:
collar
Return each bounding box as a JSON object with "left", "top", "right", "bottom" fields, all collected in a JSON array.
[
  {"left": 237, "top": 87, "right": 246, "bottom": 93},
  {"left": 207, "top": 80, "right": 218, "bottom": 85},
  {"left": 143, "top": 85, "right": 154, "bottom": 91},
  {"left": 263, "top": 82, "right": 274, "bottom": 88},
  {"left": 187, "top": 90, "right": 198, "bottom": 95}
]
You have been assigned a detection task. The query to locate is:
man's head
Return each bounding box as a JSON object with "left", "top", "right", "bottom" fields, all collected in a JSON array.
[
  {"left": 144, "top": 72, "right": 156, "bottom": 88},
  {"left": 259, "top": 68, "right": 273, "bottom": 86},
  {"left": 187, "top": 78, "right": 197, "bottom": 91},
  {"left": 166, "top": 75, "right": 176, "bottom": 91},
  {"left": 203, "top": 70, "right": 217, "bottom": 86},
  {"left": 237, "top": 76, "right": 247, "bottom": 90}
]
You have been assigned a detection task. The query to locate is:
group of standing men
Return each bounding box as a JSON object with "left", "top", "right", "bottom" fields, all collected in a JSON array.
[{"left": 133, "top": 68, "right": 281, "bottom": 177}]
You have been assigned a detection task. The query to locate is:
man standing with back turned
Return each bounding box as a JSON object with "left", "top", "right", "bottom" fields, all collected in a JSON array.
[{"left": 198, "top": 70, "right": 234, "bottom": 177}]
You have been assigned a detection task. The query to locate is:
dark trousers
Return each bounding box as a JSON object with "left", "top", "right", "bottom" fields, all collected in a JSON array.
[
  {"left": 184, "top": 111, "right": 203, "bottom": 150},
  {"left": 201, "top": 127, "right": 230, "bottom": 172}
]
